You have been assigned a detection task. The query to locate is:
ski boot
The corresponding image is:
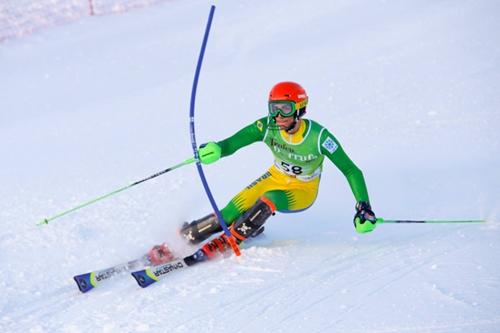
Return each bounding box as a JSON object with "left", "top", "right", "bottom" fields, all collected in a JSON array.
[
  {"left": 181, "top": 233, "right": 231, "bottom": 265},
  {"left": 180, "top": 213, "right": 223, "bottom": 245},
  {"left": 230, "top": 198, "right": 275, "bottom": 242},
  {"left": 184, "top": 199, "right": 275, "bottom": 264}
]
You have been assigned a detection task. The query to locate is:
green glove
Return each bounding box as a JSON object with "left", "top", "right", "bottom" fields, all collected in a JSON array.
[
  {"left": 354, "top": 201, "right": 377, "bottom": 234},
  {"left": 198, "top": 142, "right": 222, "bottom": 164}
]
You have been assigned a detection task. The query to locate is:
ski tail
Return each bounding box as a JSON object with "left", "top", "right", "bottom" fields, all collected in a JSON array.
[{"left": 73, "top": 272, "right": 97, "bottom": 293}]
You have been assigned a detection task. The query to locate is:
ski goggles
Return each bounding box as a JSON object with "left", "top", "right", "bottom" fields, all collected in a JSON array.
[{"left": 268, "top": 100, "right": 306, "bottom": 118}]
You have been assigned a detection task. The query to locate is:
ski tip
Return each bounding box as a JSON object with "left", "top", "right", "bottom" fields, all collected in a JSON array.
[
  {"left": 73, "top": 273, "right": 96, "bottom": 293},
  {"left": 131, "top": 269, "right": 158, "bottom": 288}
]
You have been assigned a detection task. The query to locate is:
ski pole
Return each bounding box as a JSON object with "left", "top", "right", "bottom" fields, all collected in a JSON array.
[
  {"left": 377, "top": 218, "right": 485, "bottom": 224},
  {"left": 37, "top": 157, "right": 196, "bottom": 226}
]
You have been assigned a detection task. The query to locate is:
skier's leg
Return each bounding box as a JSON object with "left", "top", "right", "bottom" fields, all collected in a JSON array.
[
  {"left": 230, "top": 197, "right": 276, "bottom": 242},
  {"left": 219, "top": 170, "right": 275, "bottom": 224},
  {"left": 181, "top": 170, "right": 275, "bottom": 244},
  {"left": 181, "top": 194, "right": 276, "bottom": 247},
  {"left": 191, "top": 169, "right": 321, "bottom": 259},
  {"left": 222, "top": 166, "right": 321, "bottom": 219},
  {"left": 181, "top": 166, "right": 319, "bottom": 245},
  {"left": 264, "top": 169, "right": 320, "bottom": 213}
]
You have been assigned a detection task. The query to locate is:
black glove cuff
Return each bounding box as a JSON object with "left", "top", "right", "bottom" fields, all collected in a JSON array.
[
  {"left": 355, "top": 201, "right": 376, "bottom": 223},
  {"left": 355, "top": 201, "right": 372, "bottom": 212}
]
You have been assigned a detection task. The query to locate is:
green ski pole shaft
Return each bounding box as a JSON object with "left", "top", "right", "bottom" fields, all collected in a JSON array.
[
  {"left": 377, "top": 218, "right": 485, "bottom": 224},
  {"left": 38, "top": 157, "right": 196, "bottom": 226}
]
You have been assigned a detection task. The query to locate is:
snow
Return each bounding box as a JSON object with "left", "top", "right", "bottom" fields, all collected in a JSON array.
[{"left": 1, "top": 0, "right": 500, "bottom": 332}]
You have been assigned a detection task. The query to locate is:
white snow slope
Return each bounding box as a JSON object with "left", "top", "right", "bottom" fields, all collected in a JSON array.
[{"left": 1, "top": 0, "right": 500, "bottom": 332}]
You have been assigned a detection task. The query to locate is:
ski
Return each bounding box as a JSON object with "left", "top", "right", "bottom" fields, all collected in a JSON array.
[
  {"left": 131, "top": 258, "right": 189, "bottom": 288},
  {"left": 131, "top": 233, "right": 244, "bottom": 288},
  {"left": 131, "top": 248, "right": 208, "bottom": 288},
  {"left": 73, "top": 255, "right": 151, "bottom": 293}
]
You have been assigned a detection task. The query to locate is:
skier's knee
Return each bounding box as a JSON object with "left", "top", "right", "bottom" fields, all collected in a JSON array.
[
  {"left": 262, "top": 190, "right": 290, "bottom": 211},
  {"left": 231, "top": 197, "right": 276, "bottom": 242}
]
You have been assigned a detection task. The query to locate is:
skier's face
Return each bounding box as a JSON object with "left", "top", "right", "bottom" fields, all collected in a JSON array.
[{"left": 275, "top": 114, "right": 296, "bottom": 130}]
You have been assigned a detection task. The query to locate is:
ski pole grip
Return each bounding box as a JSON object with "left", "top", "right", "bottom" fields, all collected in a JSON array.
[{"left": 227, "top": 235, "right": 241, "bottom": 256}]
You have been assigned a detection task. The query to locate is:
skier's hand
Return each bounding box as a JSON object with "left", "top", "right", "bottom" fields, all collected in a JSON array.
[
  {"left": 354, "top": 201, "right": 377, "bottom": 233},
  {"left": 198, "top": 142, "right": 221, "bottom": 164}
]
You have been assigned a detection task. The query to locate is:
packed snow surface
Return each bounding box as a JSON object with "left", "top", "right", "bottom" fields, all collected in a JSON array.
[{"left": 1, "top": 0, "right": 499, "bottom": 332}]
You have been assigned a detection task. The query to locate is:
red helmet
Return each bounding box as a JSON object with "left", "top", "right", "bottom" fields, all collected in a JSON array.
[{"left": 268, "top": 81, "right": 308, "bottom": 111}]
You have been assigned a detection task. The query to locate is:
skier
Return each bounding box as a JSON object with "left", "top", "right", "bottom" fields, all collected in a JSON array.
[{"left": 149, "top": 81, "right": 377, "bottom": 265}]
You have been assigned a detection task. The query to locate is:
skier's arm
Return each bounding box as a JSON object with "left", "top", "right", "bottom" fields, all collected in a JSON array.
[
  {"left": 319, "top": 130, "right": 370, "bottom": 203},
  {"left": 319, "top": 131, "right": 377, "bottom": 233},
  {"left": 216, "top": 118, "right": 267, "bottom": 157}
]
